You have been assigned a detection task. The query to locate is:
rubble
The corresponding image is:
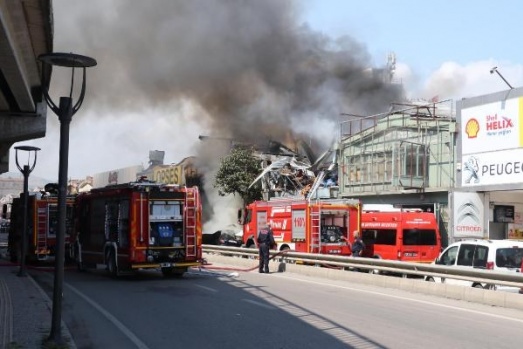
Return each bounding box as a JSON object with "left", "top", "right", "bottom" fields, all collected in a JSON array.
[{"left": 250, "top": 143, "right": 340, "bottom": 199}]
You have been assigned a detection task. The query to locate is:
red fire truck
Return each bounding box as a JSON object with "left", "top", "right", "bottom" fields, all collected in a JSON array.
[
  {"left": 72, "top": 179, "right": 203, "bottom": 277},
  {"left": 359, "top": 205, "right": 441, "bottom": 263},
  {"left": 8, "top": 191, "right": 75, "bottom": 263},
  {"left": 239, "top": 198, "right": 361, "bottom": 255}
]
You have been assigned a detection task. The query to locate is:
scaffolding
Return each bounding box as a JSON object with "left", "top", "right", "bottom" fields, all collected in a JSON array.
[{"left": 339, "top": 100, "right": 456, "bottom": 196}]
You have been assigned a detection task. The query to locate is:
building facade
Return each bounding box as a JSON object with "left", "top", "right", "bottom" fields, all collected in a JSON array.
[
  {"left": 338, "top": 101, "right": 456, "bottom": 246},
  {"left": 455, "top": 87, "right": 523, "bottom": 242}
]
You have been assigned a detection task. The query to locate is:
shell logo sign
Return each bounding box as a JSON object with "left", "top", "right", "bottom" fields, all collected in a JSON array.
[
  {"left": 465, "top": 118, "right": 480, "bottom": 138},
  {"left": 461, "top": 97, "right": 523, "bottom": 155}
]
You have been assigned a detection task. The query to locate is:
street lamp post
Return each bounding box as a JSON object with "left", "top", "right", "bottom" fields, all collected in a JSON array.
[
  {"left": 14, "top": 145, "right": 40, "bottom": 277},
  {"left": 490, "top": 66, "right": 514, "bottom": 90},
  {"left": 38, "top": 52, "right": 97, "bottom": 345}
]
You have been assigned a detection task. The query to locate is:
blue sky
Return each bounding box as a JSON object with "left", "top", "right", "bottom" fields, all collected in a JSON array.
[
  {"left": 6, "top": 0, "right": 523, "bottom": 182},
  {"left": 303, "top": 0, "right": 523, "bottom": 86}
]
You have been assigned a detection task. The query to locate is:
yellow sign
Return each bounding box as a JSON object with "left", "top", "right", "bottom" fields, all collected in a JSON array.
[{"left": 153, "top": 165, "right": 184, "bottom": 185}]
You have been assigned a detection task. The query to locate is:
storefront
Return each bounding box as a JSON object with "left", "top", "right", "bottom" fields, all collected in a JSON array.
[{"left": 454, "top": 87, "right": 523, "bottom": 242}]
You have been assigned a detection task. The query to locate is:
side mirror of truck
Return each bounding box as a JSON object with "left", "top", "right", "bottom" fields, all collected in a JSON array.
[{"left": 237, "top": 209, "right": 244, "bottom": 225}]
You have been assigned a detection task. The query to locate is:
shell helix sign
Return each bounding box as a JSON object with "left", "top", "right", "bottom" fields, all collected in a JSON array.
[
  {"left": 461, "top": 97, "right": 523, "bottom": 187},
  {"left": 153, "top": 165, "right": 185, "bottom": 185},
  {"left": 461, "top": 97, "right": 522, "bottom": 154}
]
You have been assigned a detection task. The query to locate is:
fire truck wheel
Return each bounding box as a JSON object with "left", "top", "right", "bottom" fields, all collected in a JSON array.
[
  {"left": 425, "top": 277, "right": 435, "bottom": 282},
  {"left": 107, "top": 250, "right": 118, "bottom": 277}
]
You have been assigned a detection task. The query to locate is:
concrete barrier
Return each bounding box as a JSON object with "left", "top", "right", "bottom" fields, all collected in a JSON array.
[{"left": 203, "top": 253, "right": 523, "bottom": 311}]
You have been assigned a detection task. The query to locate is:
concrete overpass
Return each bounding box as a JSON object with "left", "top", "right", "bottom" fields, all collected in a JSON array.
[{"left": 0, "top": 0, "right": 53, "bottom": 173}]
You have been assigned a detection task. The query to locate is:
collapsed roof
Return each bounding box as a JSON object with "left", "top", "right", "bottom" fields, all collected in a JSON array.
[{"left": 250, "top": 141, "right": 339, "bottom": 199}]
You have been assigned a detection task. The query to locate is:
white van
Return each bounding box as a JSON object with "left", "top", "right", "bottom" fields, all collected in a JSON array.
[{"left": 425, "top": 239, "right": 523, "bottom": 291}]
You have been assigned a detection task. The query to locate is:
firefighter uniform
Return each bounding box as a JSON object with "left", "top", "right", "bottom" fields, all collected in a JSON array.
[{"left": 257, "top": 225, "right": 275, "bottom": 273}]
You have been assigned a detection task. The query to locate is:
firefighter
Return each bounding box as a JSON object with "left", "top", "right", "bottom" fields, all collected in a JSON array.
[
  {"left": 351, "top": 230, "right": 365, "bottom": 257},
  {"left": 257, "top": 224, "right": 275, "bottom": 273}
]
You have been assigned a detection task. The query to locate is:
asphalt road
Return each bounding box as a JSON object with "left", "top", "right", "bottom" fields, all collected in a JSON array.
[{"left": 30, "top": 265, "right": 523, "bottom": 349}]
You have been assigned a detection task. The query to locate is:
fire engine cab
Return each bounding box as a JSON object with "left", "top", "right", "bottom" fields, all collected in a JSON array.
[
  {"left": 360, "top": 205, "right": 441, "bottom": 263},
  {"left": 72, "top": 179, "right": 202, "bottom": 277},
  {"left": 9, "top": 188, "right": 75, "bottom": 263},
  {"left": 239, "top": 198, "right": 361, "bottom": 255}
]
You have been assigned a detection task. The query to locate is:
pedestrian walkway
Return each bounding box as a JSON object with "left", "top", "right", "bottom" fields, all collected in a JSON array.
[{"left": 0, "top": 248, "right": 76, "bottom": 349}]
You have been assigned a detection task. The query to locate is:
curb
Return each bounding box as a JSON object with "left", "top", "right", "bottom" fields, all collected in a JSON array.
[
  {"left": 28, "top": 275, "right": 78, "bottom": 349},
  {"left": 0, "top": 248, "right": 77, "bottom": 349},
  {"left": 0, "top": 277, "right": 13, "bottom": 348}
]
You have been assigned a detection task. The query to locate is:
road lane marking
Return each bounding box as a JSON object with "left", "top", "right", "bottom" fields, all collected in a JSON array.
[
  {"left": 242, "top": 299, "right": 276, "bottom": 310},
  {"left": 195, "top": 284, "right": 218, "bottom": 293},
  {"left": 66, "top": 284, "right": 151, "bottom": 349}
]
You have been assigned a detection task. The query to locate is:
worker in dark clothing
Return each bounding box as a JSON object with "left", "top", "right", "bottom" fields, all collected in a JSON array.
[
  {"left": 351, "top": 230, "right": 365, "bottom": 257},
  {"left": 257, "top": 224, "right": 276, "bottom": 273}
]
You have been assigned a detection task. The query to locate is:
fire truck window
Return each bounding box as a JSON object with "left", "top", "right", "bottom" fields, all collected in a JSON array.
[
  {"left": 373, "top": 229, "right": 396, "bottom": 245},
  {"left": 403, "top": 229, "right": 437, "bottom": 246},
  {"left": 150, "top": 202, "right": 182, "bottom": 220},
  {"left": 89, "top": 198, "right": 107, "bottom": 247},
  {"left": 105, "top": 202, "right": 119, "bottom": 241},
  {"left": 362, "top": 230, "right": 376, "bottom": 244},
  {"left": 118, "top": 200, "right": 130, "bottom": 248},
  {"left": 457, "top": 244, "right": 475, "bottom": 266},
  {"left": 65, "top": 205, "right": 74, "bottom": 237},
  {"left": 48, "top": 205, "right": 58, "bottom": 236},
  {"left": 417, "top": 230, "right": 437, "bottom": 245}
]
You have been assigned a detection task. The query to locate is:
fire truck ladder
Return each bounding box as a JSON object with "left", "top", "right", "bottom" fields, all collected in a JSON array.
[
  {"left": 309, "top": 204, "right": 321, "bottom": 253},
  {"left": 36, "top": 207, "right": 48, "bottom": 260},
  {"left": 184, "top": 188, "right": 198, "bottom": 258}
]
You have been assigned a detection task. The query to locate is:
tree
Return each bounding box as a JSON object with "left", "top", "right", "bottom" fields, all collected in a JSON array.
[{"left": 214, "top": 146, "right": 262, "bottom": 205}]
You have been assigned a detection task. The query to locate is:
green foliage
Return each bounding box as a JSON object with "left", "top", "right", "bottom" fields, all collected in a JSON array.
[{"left": 213, "top": 146, "right": 262, "bottom": 205}]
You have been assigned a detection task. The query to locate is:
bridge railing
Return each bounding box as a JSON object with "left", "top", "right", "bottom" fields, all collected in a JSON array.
[{"left": 202, "top": 245, "right": 523, "bottom": 289}]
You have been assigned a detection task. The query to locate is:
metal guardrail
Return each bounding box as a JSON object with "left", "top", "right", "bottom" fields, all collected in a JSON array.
[{"left": 202, "top": 245, "right": 523, "bottom": 289}]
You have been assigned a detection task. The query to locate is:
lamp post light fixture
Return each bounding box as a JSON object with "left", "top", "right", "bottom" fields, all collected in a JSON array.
[
  {"left": 490, "top": 66, "right": 514, "bottom": 90},
  {"left": 38, "top": 52, "right": 97, "bottom": 345},
  {"left": 14, "top": 145, "right": 40, "bottom": 277}
]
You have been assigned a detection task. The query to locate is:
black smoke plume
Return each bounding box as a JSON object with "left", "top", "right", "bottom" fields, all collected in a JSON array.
[{"left": 54, "top": 0, "right": 401, "bottom": 155}]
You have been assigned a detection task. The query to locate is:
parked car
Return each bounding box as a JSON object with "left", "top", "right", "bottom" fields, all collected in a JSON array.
[
  {"left": 202, "top": 226, "right": 243, "bottom": 247},
  {"left": 425, "top": 239, "right": 523, "bottom": 291}
]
